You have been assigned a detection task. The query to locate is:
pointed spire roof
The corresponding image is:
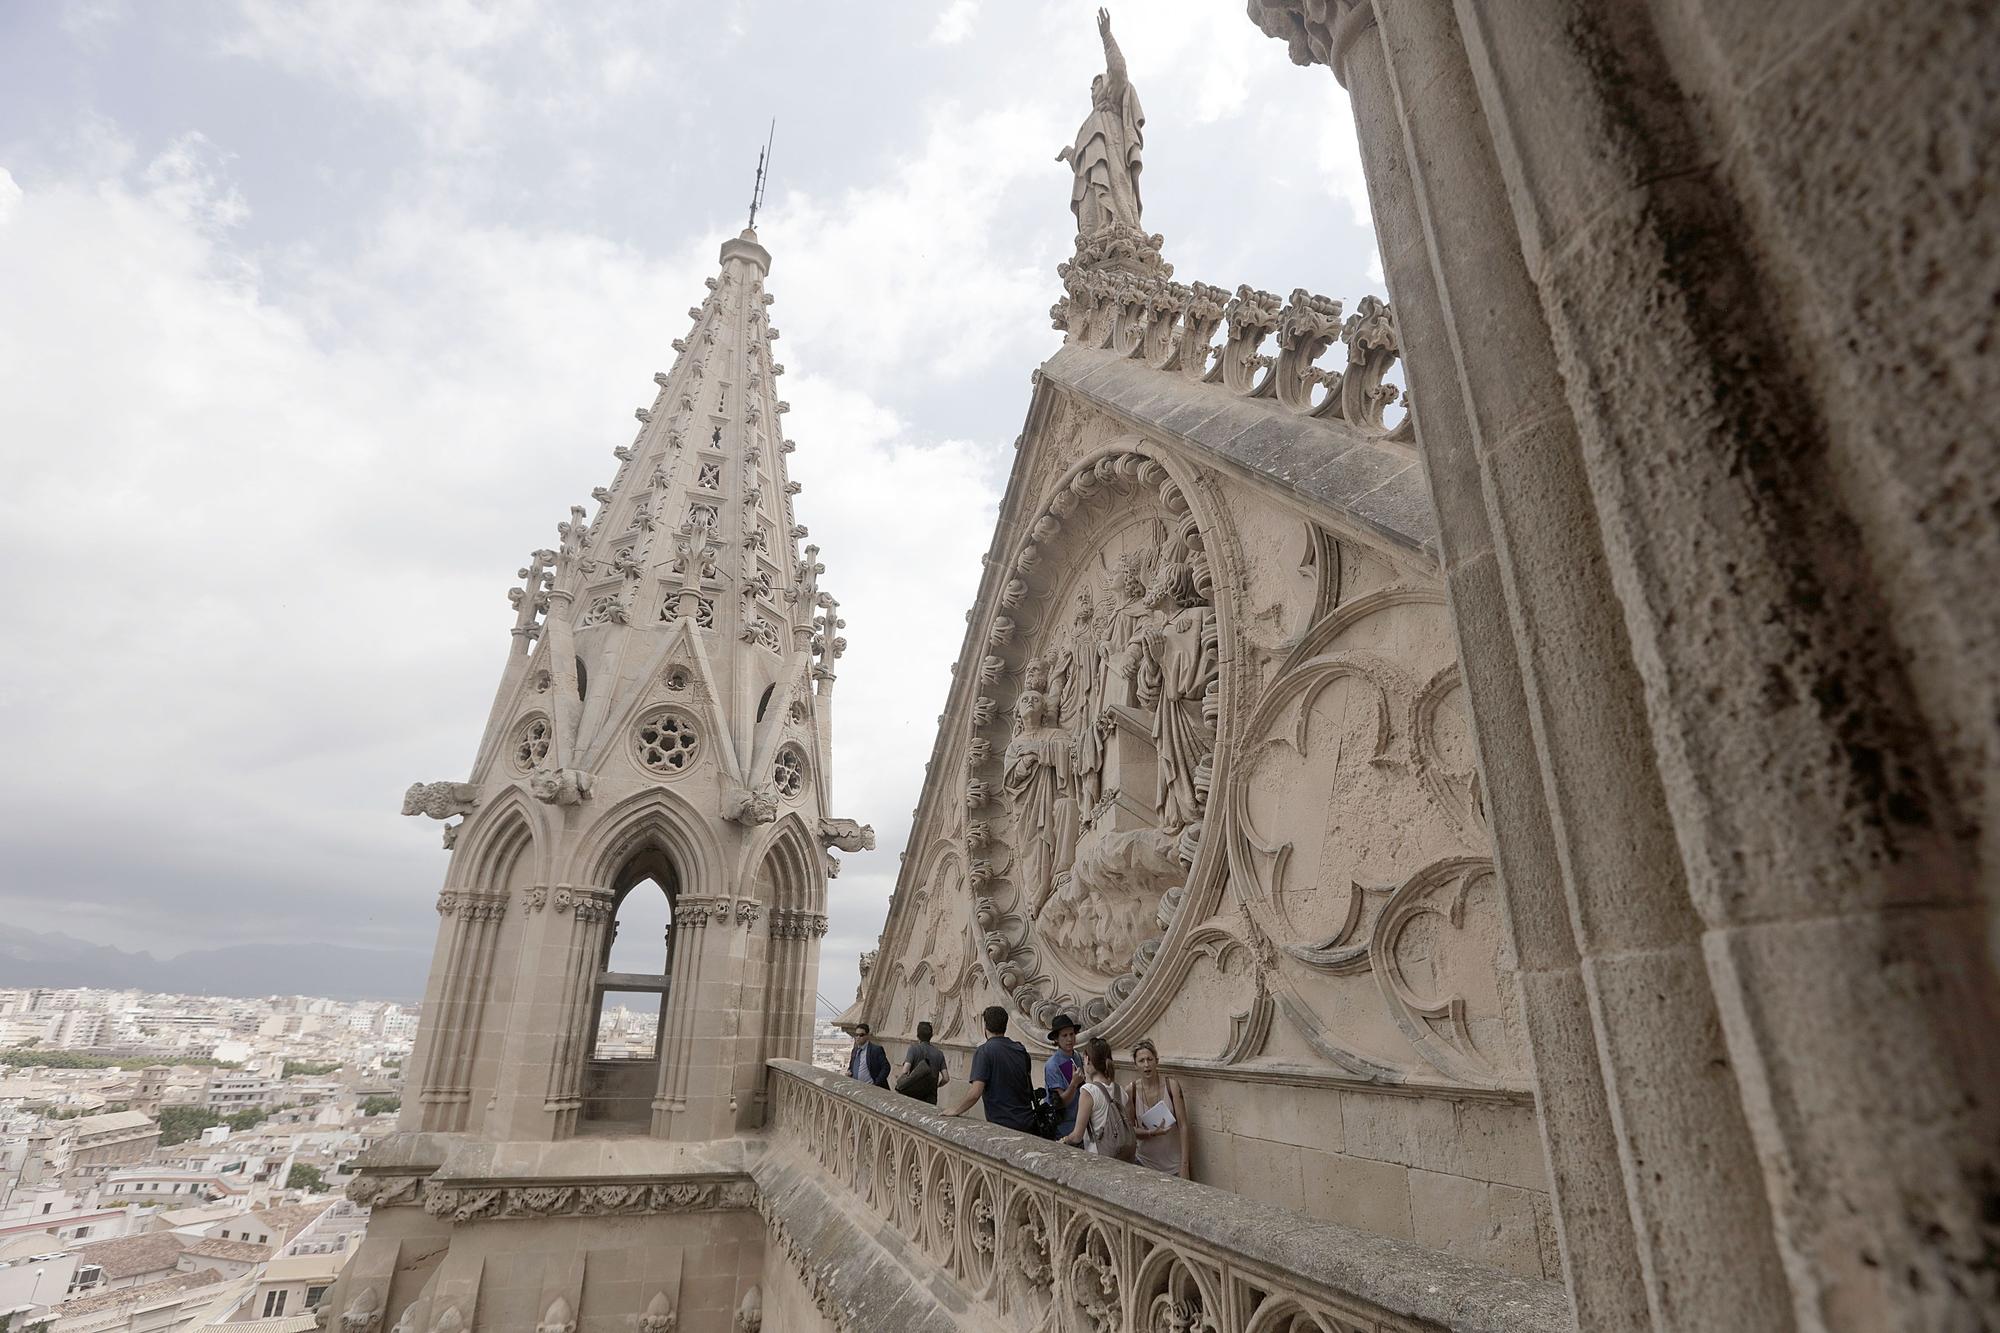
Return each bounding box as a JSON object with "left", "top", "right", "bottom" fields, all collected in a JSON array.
[{"left": 468, "top": 228, "right": 846, "bottom": 801}]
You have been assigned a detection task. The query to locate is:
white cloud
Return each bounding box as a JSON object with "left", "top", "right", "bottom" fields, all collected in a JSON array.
[
  {"left": 929, "top": 0, "right": 978, "bottom": 46},
  {"left": 0, "top": 1, "right": 1386, "bottom": 1014},
  {"left": 139, "top": 132, "right": 251, "bottom": 230}
]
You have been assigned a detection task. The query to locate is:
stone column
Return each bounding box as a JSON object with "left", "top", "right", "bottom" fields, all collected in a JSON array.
[
  {"left": 653, "top": 895, "right": 738, "bottom": 1138},
  {"left": 1251, "top": 0, "right": 2000, "bottom": 1325},
  {"left": 1445, "top": 2, "right": 2000, "bottom": 1324},
  {"left": 417, "top": 890, "right": 508, "bottom": 1134},
  {"left": 531, "top": 885, "right": 613, "bottom": 1138}
]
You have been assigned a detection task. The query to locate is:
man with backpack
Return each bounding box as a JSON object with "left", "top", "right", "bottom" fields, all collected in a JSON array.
[
  {"left": 893, "top": 1021, "right": 950, "bottom": 1104},
  {"left": 945, "top": 1005, "right": 1036, "bottom": 1132}
]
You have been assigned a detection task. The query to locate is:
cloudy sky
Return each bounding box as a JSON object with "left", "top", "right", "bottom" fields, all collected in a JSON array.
[{"left": 0, "top": 0, "right": 1379, "bottom": 1008}]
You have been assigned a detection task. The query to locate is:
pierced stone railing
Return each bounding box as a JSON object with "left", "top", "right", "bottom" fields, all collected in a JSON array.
[
  {"left": 1050, "top": 223, "right": 1411, "bottom": 441},
  {"left": 762, "top": 1061, "right": 1570, "bottom": 1333}
]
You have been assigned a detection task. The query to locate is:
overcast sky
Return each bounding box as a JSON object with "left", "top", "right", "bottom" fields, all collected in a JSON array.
[{"left": 0, "top": 0, "right": 1379, "bottom": 1009}]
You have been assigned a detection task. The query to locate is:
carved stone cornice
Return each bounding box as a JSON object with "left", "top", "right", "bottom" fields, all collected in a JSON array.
[
  {"left": 769, "top": 910, "right": 828, "bottom": 940},
  {"left": 552, "top": 886, "right": 614, "bottom": 923},
  {"left": 419, "top": 1177, "right": 754, "bottom": 1222},
  {"left": 434, "top": 891, "right": 507, "bottom": 922}
]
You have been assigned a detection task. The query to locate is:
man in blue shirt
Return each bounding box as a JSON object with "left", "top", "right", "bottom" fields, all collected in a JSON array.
[
  {"left": 1042, "top": 1014, "right": 1084, "bottom": 1138},
  {"left": 947, "top": 1005, "right": 1035, "bottom": 1131},
  {"left": 846, "top": 1023, "right": 889, "bottom": 1088}
]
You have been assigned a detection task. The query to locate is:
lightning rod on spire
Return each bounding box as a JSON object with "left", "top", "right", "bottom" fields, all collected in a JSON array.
[{"left": 747, "top": 120, "right": 776, "bottom": 230}]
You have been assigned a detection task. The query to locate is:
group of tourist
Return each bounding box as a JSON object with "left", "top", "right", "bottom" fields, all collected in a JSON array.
[{"left": 845, "top": 1005, "right": 1190, "bottom": 1179}]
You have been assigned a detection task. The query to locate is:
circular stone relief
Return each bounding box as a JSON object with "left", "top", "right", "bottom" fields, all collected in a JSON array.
[
  {"left": 512, "top": 715, "right": 552, "bottom": 774},
  {"left": 633, "top": 709, "right": 700, "bottom": 776},
  {"left": 968, "top": 449, "right": 1221, "bottom": 1027}
]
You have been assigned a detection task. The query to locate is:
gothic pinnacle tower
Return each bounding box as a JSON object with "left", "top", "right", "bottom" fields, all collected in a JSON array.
[{"left": 343, "top": 227, "right": 873, "bottom": 1331}]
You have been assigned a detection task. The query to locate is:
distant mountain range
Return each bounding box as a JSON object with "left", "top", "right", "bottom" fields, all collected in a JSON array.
[{"left": 0, "top": 924, "right": 428, "bottom": 1003}]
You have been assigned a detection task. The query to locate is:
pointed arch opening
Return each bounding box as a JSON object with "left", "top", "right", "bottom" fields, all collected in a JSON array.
[{"left": 581, "top": 850, "right": 679, "bottom": 1132}]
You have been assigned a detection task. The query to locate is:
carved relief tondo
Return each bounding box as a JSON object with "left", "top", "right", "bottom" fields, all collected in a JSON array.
[{"left": 967, "top": 447, "right": 1221, "bottom": 1028}]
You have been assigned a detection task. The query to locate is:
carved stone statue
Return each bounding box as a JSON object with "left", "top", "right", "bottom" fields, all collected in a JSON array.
[
  {"left": 402, "top": 781, "right": 479, "bottom": 820},
  {"left": 819, "top": 817, "right": 876, "bottom": 852},
  {"left": 723, "top": 784, "right": 778, "bottom": 826},
  {"left": 1058, "top": 9, "right": 1145, "bottom": 234},
  {"left": 1004, "top": 684, "right": 1079, "bottom": 917},
  {"left": 528, "top": 767, "right": 594, "bottom": 807}
]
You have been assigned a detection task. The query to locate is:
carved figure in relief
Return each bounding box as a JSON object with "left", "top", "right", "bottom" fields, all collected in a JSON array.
[
  {"left": 724, "top": 784, "right": 779, "bottom": 826},
  {"left": 1004, "top": 684, "right": 1079, "bottom": 916},
  {"left": 1058, "top": 10, "right": 1145, "bottom": 234}
]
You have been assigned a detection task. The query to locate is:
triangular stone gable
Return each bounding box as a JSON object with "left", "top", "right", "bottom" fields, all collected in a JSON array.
[{"left": 859, "top": 327, "right": 1528, "bottom": 1098}]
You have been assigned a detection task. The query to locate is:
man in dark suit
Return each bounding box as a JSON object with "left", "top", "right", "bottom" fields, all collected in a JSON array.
[{"left": 846, "top": 1022, "right": 890, "bottom": 1088}]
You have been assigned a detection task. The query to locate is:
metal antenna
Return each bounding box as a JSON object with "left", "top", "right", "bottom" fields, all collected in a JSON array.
[{"left": 746, "top": 119, "right": 776, "bottom": 229}]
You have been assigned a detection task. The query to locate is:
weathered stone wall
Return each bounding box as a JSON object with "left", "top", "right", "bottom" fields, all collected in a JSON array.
[{"left": 1247, "top": 0, "right": 2000, "bottom": 1327}]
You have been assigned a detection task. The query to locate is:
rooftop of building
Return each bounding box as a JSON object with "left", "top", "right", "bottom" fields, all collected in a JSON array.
[
  {"left": 68, "top": 1230, "right": 189, "bottom": 1279},
  {"left": 181, "top": 1235, "right": 273, "bottom": 1264},
  {"left": 54, "top": 1266, "right": 225, "bottom": 1315},
  {"left": 69, "top": 1109, "right": 157, "bottom": 1137}
]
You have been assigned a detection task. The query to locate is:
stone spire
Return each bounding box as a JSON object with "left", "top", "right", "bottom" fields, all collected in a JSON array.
[{"left": 466, "top": 227, "right": 843, "bottom": 820}]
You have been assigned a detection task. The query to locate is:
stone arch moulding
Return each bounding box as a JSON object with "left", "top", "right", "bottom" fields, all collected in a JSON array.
[
  {"left": 747, "top": 810, "right": 822, "bottom": 912},
  {"left": 569, "top": 785, "right": 725, "bottom": 896},
  {"left": 446, "top": 786, "right": 552, "bottom": 893},
  {"left": 959, "top": 436, "right": 1246, "bottom": 1038}
]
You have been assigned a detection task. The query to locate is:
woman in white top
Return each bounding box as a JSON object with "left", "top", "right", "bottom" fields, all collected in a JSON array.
[
  {"left": 1061, "top": 1037, "right": 1125, "bottom": 1156},
  {"left": 1128, "top": 1038, "right": 1190, "bottom": 1178}
]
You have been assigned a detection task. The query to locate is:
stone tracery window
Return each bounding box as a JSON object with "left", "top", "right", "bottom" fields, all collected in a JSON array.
[
  {"left": 773, "top": 744, "right": 806, "bottom": 800},
  {"left": 579, "top": 594, "right": 619, "bottom": 628},
  {"left": 512, "top": 716, "right": 551, "bottom": 773},
  {"left": 659, "top": 594, "right": 716, "bottom": 628},
  {"left": 634, "top": 709, "right": 700, "bottom": 776},
  {"left": 697, "top": 461, "right": 722, "bottom": 490}
]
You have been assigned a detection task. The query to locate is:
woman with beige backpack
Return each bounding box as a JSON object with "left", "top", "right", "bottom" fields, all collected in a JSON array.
[{"left": 1062, "top": 1037, "right": 1137, "bottom": 1161}]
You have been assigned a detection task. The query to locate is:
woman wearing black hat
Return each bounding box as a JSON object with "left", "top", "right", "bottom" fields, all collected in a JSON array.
[{"left": 1042, "top": 1015, "right": 1085, "bottom": 1140}]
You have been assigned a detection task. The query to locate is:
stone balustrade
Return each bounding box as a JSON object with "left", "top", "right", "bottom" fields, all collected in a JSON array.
[{"left": 759, "top": 1060, "right": 1571, "bottom": 1333}]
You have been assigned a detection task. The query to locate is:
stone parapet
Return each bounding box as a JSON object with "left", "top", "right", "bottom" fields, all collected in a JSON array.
[{"left": 761, "top": 1060, "right": 1570, "bottom": 1333}]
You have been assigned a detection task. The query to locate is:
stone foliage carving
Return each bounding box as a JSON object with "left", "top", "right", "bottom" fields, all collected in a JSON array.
[
  {"left": 402, "top": 781, "right": 480, "bottom": 820},
  {"left": 419, "top": 1177, "right": 754, "bottom": 1221},
  {"left": 639, "top": 1293, "right": 678, "bottom": 1333},
  {"left": 763, "top": 1064, "right": 1478, "bottom": 1333},
  {"left": 338, "top": 1287, "right": 384, "bottom": 1332},
  {"left": 769, "top": 909, "right": 828, "bottom": 939}
]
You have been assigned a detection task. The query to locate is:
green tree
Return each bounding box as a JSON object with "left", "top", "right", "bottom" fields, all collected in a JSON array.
[
  {"left": 281, "top": 1060, "right": 342, "bottom": 1079},
  {"left": 286, "top": 1163, "right": 326, "bottom": 1192},
  {"left": 359, "top": 1095, "right": 401, "bottom": 1117}
]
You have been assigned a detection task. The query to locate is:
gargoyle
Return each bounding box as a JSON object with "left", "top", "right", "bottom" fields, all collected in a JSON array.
[
  {"left": 723, "top": 785, "right": 779, "bottom": 826},
  {"left": 818, "top": 817, "right": 875, "bottom": 853},
  {"left": 402, "top": 781, "right": 479, "bottom": 820},
  {"left": 528, "top": 767, "right": 595, "bottom": 807}
]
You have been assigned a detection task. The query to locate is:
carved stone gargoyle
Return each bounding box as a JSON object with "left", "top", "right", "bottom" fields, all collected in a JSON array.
[
  {"left": 402, "top": 781, "right": 479, "bottom": 820},
  {"left": 723, "top": 785, "right": 778, "bottom": 826},
  {"left": 819, "top": 817, "right": 875, "bottom": 852},
  {"left": 528, "top": 767, "right": 595, "bottom": 807}
]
